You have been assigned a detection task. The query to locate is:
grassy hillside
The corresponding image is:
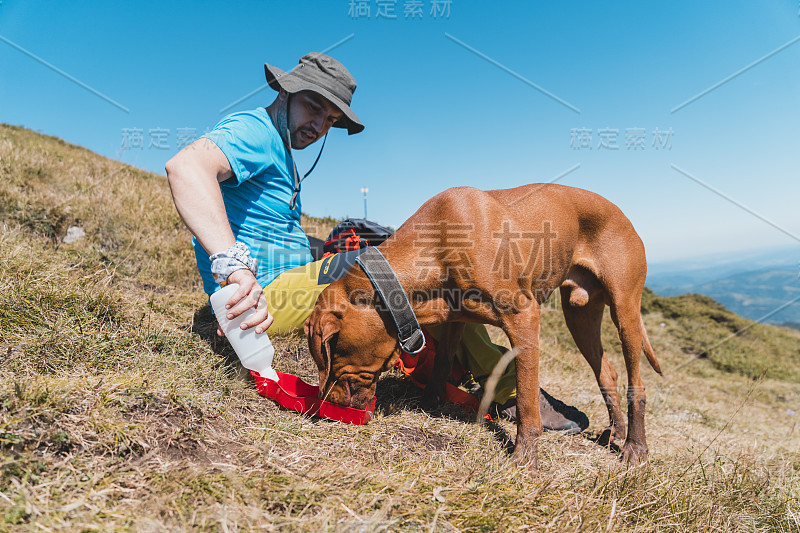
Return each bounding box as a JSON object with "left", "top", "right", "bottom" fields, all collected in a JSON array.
[
  {"left": 640, "top": 289, "right": 800, "bottom": 381},
  {"left": 2, "top": 123, "right": 800, "bottom": 531}
]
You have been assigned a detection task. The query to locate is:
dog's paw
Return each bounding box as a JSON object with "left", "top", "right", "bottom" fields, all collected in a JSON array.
[
  {"left": 512, "top": 441, "right": 539, "bottom": 470},
  {"left": 513, "top": 430, "right": 541, "bottom": 470},
  {"left": 620, "top": 441, "right": 648, "bottom": 466}
]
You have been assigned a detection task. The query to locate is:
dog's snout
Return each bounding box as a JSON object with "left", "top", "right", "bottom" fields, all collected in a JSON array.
[{"left": 320, "top": 375, "right": 375, "bottom": 410}]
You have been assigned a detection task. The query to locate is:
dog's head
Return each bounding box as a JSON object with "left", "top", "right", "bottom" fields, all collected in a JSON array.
[{"left": 305, "top": 282, "right": 401, "bottom": 409}]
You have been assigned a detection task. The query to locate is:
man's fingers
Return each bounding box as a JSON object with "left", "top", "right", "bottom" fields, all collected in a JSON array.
[
  {"left": 237, "top": 296, "right": 270, "bottom": 331},
  {"left": 240, "top": 306, "right": 272, "bottom": 332},
  {"left": 225, "top": 277, "right": 251, "bottom": 308},
  {"left": 217, "top": 325, "right": 224, "bottom": 337},
  {"left": 225, "top": 283, "right": 253, "bottom": 311},
  {"left": 227, "top": 289, "right": 262, "bottom": 318},
  {"left": 224, "top": 269, "right": 260, "bottom": 311},
  {"left": 253, "top": 313, "right": 274, "bottom": 334},
  {"left": 227, "top": 287, "right": 246, "bottom": 308}
]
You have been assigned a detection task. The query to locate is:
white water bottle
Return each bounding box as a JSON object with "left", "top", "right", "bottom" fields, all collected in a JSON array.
[{"left": 210, "top": 283, "right": 279, "bottom": 382}]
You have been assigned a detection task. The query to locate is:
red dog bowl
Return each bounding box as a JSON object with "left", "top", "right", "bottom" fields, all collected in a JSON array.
[{"left": 251, "top": 371, "right": 376, "bottom": 425}]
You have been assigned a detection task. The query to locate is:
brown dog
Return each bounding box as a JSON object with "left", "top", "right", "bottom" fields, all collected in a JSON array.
[{"left": 305, "top": 184, "right": 662, "bottom": 467}]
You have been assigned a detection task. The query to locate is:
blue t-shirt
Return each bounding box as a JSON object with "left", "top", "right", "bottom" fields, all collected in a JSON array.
[{"left": 193, "top": 107, "right": 314, "bottom": 295}]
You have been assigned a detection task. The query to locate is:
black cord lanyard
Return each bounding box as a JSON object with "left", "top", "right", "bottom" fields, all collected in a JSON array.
[{"left": 288, "top": 132, "right": 328, "bottom": 211}]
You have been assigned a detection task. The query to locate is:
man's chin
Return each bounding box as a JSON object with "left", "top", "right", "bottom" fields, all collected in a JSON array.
[{"left": 291, "top": 135, "right": 316, "bottom": 150}]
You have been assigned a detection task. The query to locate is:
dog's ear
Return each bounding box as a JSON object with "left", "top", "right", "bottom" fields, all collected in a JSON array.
[
  {"left": 318, "top": 312, "right": 340, "bottom": 388},
  {"left": 320, "top": 313, "right": 340, "bottom": 388},
  {"left": 308, "top": 309, "right": 341, "bottom": 389}
]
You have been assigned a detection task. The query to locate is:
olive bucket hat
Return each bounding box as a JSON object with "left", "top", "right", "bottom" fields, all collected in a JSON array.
[{"left": 264, "top": 52, "right": 364, "bottom": 135}]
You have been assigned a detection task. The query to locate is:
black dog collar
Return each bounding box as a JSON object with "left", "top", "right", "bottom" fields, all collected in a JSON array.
[{"left": 355, "top": 247, "right": 426, "bottom": 354}]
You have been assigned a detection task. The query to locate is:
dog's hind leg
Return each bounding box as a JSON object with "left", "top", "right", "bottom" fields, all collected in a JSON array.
[
  {"left": 608, "top": 294, "right": 649, "bottom": 465},
  {"left": 559, "top": 285, "right": 627, "bottom": 445},
  {"left": 421, "top": 321, "right": 466, "bottom": 408}
]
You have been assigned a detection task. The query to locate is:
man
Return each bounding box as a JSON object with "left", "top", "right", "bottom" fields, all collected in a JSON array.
[{"left": 165, "top": 52, "right": 588, "bottom": 432}]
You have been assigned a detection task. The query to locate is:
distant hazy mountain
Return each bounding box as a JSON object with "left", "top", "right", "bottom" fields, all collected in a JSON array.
[{"left": 647, "top": 246, "right": 800, "bottom": 326}]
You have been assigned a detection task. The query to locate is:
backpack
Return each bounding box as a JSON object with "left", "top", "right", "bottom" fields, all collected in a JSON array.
[{"left": 322, "top": 218, "right": 394, "bottom": 257}]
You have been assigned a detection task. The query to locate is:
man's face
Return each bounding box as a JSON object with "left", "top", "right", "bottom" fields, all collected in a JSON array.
[{"left": 288, "top": 90, "right": 344, "bottom": 149}]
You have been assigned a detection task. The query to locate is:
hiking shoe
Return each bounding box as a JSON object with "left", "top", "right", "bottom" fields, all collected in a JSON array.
[
  {"left": 489, "top": 388, "right": 589, "bottom": 435},
  {"left": 539, "top": 388, "right": 589, "bottom": 434}
]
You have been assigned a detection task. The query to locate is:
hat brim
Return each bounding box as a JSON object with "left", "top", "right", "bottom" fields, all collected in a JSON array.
[{"left": 264, "top": 63, "right": 364, "bottom": 135}]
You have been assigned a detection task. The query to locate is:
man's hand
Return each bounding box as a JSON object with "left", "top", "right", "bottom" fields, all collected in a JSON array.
[{"left": 215, "top": 269, "right": 274, "bottom": 337}]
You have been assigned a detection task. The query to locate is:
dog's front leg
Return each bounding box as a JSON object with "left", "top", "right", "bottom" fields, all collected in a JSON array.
[
  {"left": 421, "top": 322, "right": 465, "bottom": 408},
  {"left": 505, "top": 308, "right": 542, "bottom": 469}
]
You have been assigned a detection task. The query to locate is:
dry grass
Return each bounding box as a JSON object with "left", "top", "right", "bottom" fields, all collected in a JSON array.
[{"left": 2, "top": 123, "right": 800, "bottom": 531}]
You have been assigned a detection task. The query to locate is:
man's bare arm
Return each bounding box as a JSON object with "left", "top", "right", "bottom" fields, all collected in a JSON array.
[
  {"left": 165, "top": 139, "right": 274, "bottom": 334},
  {"left": 165, "top": 138, "right": 235, "bottom": 254}
]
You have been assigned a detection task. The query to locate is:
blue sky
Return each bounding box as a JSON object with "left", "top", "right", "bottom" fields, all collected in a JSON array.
[{"left": 1, "top": 1, "right": 799, "bottom": 263}]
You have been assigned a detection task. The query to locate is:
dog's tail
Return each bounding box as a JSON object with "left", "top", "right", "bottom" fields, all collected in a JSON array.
[{"left": 641, "top": 317, "right": 662, "bottom": 375}]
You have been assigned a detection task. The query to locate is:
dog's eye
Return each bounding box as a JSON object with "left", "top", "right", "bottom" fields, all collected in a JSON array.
[{"left": 351, "top": 294, "right": 373, "bottom": 307}]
